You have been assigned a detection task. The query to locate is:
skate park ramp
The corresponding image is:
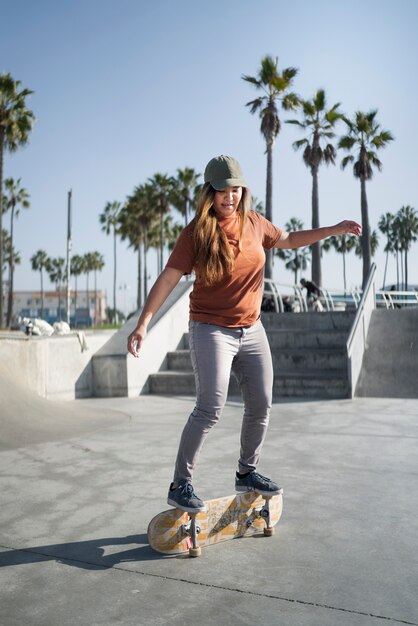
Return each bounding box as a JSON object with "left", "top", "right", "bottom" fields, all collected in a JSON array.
[
  {"left": 0, "top": 363, "right": 129, "bottom": 451},
  {"left": 356, "top": 308, "right": 418, "bottom": 398}
]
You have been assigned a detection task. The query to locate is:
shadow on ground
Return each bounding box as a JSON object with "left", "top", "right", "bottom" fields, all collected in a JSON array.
[{"left": 0, "top": 534, "right": 168, "bottom": 569}]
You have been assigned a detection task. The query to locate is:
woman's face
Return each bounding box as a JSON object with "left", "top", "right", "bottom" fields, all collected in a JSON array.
[{"left": 212, "top": 186, "right": 243, "bottom": 219}]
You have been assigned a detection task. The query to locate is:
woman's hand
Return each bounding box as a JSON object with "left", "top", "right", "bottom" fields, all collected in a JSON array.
[
  {"left": 333, "top": 220, "right": 362, "bottom": 237},
  {"left": 127, "top": 325, "right": 147, "bottom": 358}
]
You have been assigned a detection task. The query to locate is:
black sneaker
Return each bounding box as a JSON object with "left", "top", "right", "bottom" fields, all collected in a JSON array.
[
  {"left": 167, "top": 480, "right": 206, "bottom": 513},
  {"left": 235, "top": 471, "right": 283, "bottom": 497}
]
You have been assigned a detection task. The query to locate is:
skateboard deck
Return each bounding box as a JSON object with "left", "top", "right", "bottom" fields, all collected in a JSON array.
[{"left": 147, "top": 491, "right": 283, "bottom": 557}]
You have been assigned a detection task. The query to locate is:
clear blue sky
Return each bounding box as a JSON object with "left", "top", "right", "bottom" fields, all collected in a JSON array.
[{"left": 2, "top": 0, "right": 417, "bottom": 313}]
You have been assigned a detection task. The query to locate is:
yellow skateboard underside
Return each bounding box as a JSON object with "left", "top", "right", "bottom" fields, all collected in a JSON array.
[{"left": 148, "top": 492, "right": 283, "bottom": 555}]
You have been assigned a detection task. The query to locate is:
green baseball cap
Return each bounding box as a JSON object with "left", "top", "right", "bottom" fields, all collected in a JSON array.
[{"left": 204, "top": 155, "right": 247, "bottom": 190}]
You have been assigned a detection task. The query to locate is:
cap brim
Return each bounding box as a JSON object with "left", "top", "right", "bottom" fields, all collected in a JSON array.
[{"left": 210, "top": 178, "right": 247, "bottom": 191}]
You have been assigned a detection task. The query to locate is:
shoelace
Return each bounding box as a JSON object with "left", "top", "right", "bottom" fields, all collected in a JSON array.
[
  {"left": 180, "top": 482, "right": 195, "bottom": 500},
  {"left": 253, "top": 473, "right": 270, "bottom": 485}
]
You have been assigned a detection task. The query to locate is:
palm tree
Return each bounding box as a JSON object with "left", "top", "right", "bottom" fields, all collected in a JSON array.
[
  {"left": 252, "top": 196, "right": 265, "bottom": 215},
  {"left": 148, "top": 173, "right": 175, "bottom": 273},
  {"left": 83, "top": 252, "right": 96, "bottom": 325},
  {"left": 395, "top": 205, "right": 418, "bottom": 290},
  {"left": 121, "top": 183, "right": 160, "bottom": 308},
  {"left": 276, "top": 217, "right": 310, "bottom": 284},
  {"left": 322, "top": 234, "right": 357, "bottom": 294},
  {"left": 378, "top": 212, "right": 395, "bottom": 288},
  {"left": 99, "top": 201, "right": 121, "bottom": 322},
  {"left": 47, "top": 257, "right": 66, "bottom": 321},
  {"left": 90, "top": 251, "right": 105, "bottom": 325},
  {"left": 3, "top": 177, "right": 30, "bottom": 325},
  {"left": 242, "top": 55, "right": 299, "bottom": 279},
  {"left": 167, "top": 222, "right": 184, "bottom": 253},
  {"left": 287, "top": 90, "right": 343, "bottom": 287},
  {"left": 30, "top": 250, "right": 49, "bottom": 318},
  {"left": 339, "top": 110, "right": 394, "bottom": 287},
  {"left": 172, "top": 167, "right": 201, "bottom": 227},
  {"left": 2, "top": 231, "right": 21, "bottom": 298},
  {"left": 70, "top": 254, "right": 84, "bottom": 327},
  {"left": 0, "top": 73, "right": 34, "bottom": 326},
  {"left": 354, "top": 229, "right": 379, "bottom": 264},
  {"left": 390, "top": 216, "right": 402, "bottom": 290}
]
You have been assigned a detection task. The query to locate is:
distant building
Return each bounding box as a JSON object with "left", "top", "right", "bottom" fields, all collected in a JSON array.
[{"left": 12, "top": 290, "right": 108, "bottom": 327}]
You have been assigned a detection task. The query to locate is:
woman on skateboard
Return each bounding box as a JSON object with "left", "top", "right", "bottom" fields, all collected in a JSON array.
[{"left": 127, "top": 155, "right": 361, "bottom": 513}]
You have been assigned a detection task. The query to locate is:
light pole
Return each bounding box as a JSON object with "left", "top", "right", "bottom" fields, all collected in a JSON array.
[{"left": 66, "top": 189, "right": 72, "bottom": 326}]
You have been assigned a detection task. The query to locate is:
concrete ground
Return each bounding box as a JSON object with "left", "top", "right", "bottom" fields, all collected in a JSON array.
[{"left": 1, "top": 388, "right": 418, "bottom": 625}]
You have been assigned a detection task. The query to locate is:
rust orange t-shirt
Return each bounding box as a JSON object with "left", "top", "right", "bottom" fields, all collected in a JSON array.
[{"left": 165, "top": 210, "right": 285, "bottom": 327}]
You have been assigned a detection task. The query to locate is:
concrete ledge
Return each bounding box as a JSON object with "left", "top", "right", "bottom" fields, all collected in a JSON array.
[
  {"left": 92, "top": 281, "right": 193, "bottom": 397},
  {"left": 0, "top": 331, "right": 115, "bottom": 400}
]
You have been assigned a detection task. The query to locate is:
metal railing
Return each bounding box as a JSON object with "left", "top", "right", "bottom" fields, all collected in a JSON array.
[
  {"left": 263, "top": 280, "right": 357, "bottom": 313},
  {"left": 376, "top": 290, "right": 418, "bottom": 309},
  {"left": 263, "top": 279, "right": 285, "bottom": 313},
  {"left": 346, "top": 263, "right": 377, "bottom": 397}
]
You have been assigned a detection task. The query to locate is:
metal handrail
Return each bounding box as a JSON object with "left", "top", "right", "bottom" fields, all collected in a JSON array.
[
  {"left": 293, "top": 285, "right": 308, "bottom": 311},
  {"left": 263, "top": 278, "right": 284, "bottom": 313},
  {"left": 347, "top": 263, "right": 377, "bottom": 355},
  {"left": 377, "top": 290, "right": 418, "bottom": 309}
]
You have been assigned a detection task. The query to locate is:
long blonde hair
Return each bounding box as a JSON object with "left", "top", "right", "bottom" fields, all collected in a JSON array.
[{"left": 193, "top": 183, "right": 251, "bottom": 286}]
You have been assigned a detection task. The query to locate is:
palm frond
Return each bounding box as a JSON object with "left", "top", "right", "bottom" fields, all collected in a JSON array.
[
  {"left": 286, "top": 119, "right": 305, "bottom": 128},
  {"left": 313, "top": 89, "right": 326, "bottom": 111},
  {"left": 292, "top": 138, "right": 308, "bottom": 151},
  {"left": 241, "top": 75, "right": 262, "bottom": 88},
  {"left": 245, "top": 97, "right": 265, "bottom": 114},
  {"left": 325, "top": 108, "right": 343, "bottom": 126},
  {"left": 282, "top": 66, "right": 299, "bottom": 82},
  {"left": 368, "top": 151, "right": 383, "bottom": 171},
  {"left": 302, "top": 100, "right": 315, "bottom": 118},
  {"left": 340, "top": 155, "right": 354, "bottom": 170},
  {"left": 282, "top": 92, "right": 300, "bottom": 111},
  {"left": 323, "top": 144, "right": 337, "bottom": 165},
  {"left": 372, "top": 130, "right": 395, "bottom": 148},
  {"left": 338, "top": 135, "right": 356, "bottom": 150}
]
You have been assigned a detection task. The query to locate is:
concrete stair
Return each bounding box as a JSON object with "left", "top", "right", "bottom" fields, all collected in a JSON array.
[{"left": 148, "top": 311, "right": 356, "bottom": 399}]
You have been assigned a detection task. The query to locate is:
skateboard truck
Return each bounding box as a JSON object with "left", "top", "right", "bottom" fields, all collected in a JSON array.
[
  {"left": 258, "top": 496, "right": 275, "bottom": 536},
  {"left": 182, "top": 513, "right": 202, "bottom": 557},
  {"left": 246, "top": 495, "right": 275, "bottom": 536}
]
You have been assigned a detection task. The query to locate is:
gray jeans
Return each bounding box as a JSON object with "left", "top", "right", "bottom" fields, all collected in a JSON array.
[{"left": 173, "top": 319, "right": 273, "bottom": 483}]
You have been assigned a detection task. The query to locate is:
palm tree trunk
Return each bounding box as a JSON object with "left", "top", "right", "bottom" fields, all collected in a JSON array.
[
  {"left": 86, "top": 272, "right": 89, "bottom": 324},
  {"left": 40, "top": 270, "right": 44, "bottom": 318},
  {"left": 265, "top": 141, "right": 274, "bottom": 280},
  {"left": 113, "top": 226, "right": 117, "bottom": 322},
  {"left": 360, "top": 176, "right": 371, "bottom": 288},
  {"left": 382, "top": 245, "right": 389, "bottom": 289},
  {"left": 185, "top": 199, "right": 190, "bottom": 281},
  {"left": 6, "top": 205, "right": 15, "bottom": 326},
  {"left": 144, "top": 230, "right": 148, "bottom": 300},
  {"left": 404, "top": 249, "right": 408, "bottom": 291},
  {"left": 74, "top": 276, "right": 78, "bottom": 328},
  {"left": 137, "top": 242, "right": 142, "bottom": 310},
  {"left": 400, "top": 250, "right": 404, "bottom": 290},
  {"left": 94, "top": 270, "right": 97, "bottom": 326},
  {"left": 58, "top": 281, "right": 62, "bottom": 321},
  {"left": 6, "top": 260, "right": 13, "bottom": 326},
  {"left": 396, "top": 251, "right": 399, "bottom": 290},
  {"left": 311, "top": 168, "right": 322, "bottom": 287},
  {"left": 0, "top": 129, "right": 4, "bottom": 327},
  {"left": 159, "top": 208, "right": 164, "bottom": 274},
  {"left": 343, "top": 250, "right": 347, "bottom": 294}
]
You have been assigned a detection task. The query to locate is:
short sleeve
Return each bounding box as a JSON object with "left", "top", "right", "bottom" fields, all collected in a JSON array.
[
  {"left": 165, "top": 221, "right": 196, "bottom": 275},
  {"left": 256, "top": 213, "right": 284, "bottom": 249}
]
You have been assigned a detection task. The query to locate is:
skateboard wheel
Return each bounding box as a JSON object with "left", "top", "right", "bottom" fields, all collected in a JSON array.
[
  {"left": 263, "top": 527, "right": 274, "bottom": 537},
  {"left": 189, "top": 547, "right": 202, "bottom": 558}
]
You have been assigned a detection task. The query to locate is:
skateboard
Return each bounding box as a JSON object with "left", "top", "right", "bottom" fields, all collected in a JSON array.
[{"left": 147, "top": 491, "right": 283, "bottom": 557}]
